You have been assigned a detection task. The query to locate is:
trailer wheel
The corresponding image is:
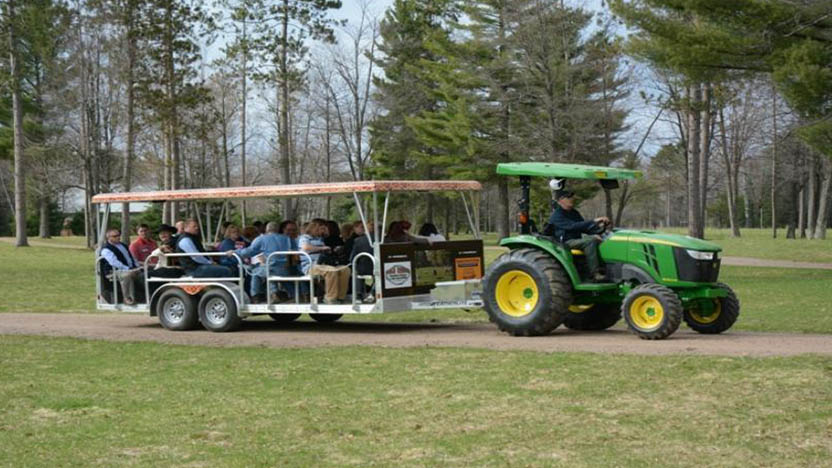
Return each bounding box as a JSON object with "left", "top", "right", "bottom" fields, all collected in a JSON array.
[
  {"left": 483, "top": 248, "right": 571, "bottom": 336},
  {"left": 157, "top": 288, "right": 199, "bottom": 331},
  {"left": 269, "top": 313, "right": 301, "bottom": 323},
  {"left": 684, "top": 283, "right": 740, "bottom": 334},
  {"left": 563, "top": 303, "right": 621, "bottom": 331},
  {"left": 310, "top": 314, "right": 342, "bottom": 323},
  {"left": 198, "top": 288, "right": 241, "bottom": 333},
  {"left": 622, "top": 284, "right": 682, "bottom": 340}
]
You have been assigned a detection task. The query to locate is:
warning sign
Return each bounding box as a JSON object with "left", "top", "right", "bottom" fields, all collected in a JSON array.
[{"left": 454, "top": 257, "right": 482, "bottom": 280}]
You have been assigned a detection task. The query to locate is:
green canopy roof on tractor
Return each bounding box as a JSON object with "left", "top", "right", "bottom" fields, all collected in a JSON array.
[{"left": 497, "top": 163, "right": 643, "bottom": 180}]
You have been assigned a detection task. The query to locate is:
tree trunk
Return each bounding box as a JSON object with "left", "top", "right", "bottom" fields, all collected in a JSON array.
[
  {"left": 8, "top": 0, "right": 27, "bottom": 247},
  {"left": 807, "top": 153, "right": 817, "bottom": 239},
  {"left": 718, "top": 107, "right": 740, "bottom": 237},
  {"left": 699, "top": 83, "right": 711, "bottom": 229},
  {"left": 814, "top": 161, "right": 831, "bottom": 240},
  {"left": 496, "top": 178, "right": 510, "bottom": 240},
  {"left": 798, "top": 185, "right": 805, "bottom": 239},
  {"left": 121, "top": 9, "right": 136, "bottom": 244},
  {"left": 603, "top": 188, "right": 613, "bottom": 221},
  {"left": 279, "top": 1, "right": 293, "bottom": 220},
  {"left": 240, "top": 19, "right": 248, "bottom": 226},
  {"left": 686, "top": 84, "right": 703, "bottom": 238},
  {"left": 770, "top": 84, "right": 777, "bottom": 238},
  {"left": 38, "top": 196, "right": 50, "bottom": 238}
]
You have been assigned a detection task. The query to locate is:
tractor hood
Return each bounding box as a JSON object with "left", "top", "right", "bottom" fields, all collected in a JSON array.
[{"left": 611, "top": 229, "right": 722, "bottom": 252}]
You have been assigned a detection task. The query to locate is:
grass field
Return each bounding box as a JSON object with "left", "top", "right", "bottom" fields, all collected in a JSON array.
[
  {"left": 2, "top": 241, "right": 832, "bottom": 333},
  {"left": 1, "top": 336, "right": 830, "bottom": 467}
]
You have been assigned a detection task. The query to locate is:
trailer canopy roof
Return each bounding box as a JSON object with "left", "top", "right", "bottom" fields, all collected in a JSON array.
[
  {"left": 497, "top": 163, "right": 643, "bottom": 180},
  {"left": 91, "top": 180, "right": 482, "bottom": 204}
]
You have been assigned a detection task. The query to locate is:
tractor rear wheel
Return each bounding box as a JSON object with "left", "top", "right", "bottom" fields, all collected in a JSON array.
[
  {"left": 622, "top": 284, "right": 682, "bottom": 340},
  {"left": 483, "top": 248, "right": 572, "bottom": 336},
  {"left": 563, "top": 304, "right": 621, "bottom": 331},
  {"left": 684, "top": 283, "right": 740, "bottom": 334}
]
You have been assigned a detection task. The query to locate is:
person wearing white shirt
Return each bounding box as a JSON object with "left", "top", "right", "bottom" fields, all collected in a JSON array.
[{"left": 100, "top": 228, "right": 144, "bottom": 304}]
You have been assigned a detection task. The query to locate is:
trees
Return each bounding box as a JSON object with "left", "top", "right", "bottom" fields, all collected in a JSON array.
[{"left": 5, "top": 0, "right": 27, "bottom": 246}]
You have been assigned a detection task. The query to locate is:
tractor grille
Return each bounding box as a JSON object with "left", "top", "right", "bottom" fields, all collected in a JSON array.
[{"left": 673, "top": 248, "right": 721, "bottom": 283}]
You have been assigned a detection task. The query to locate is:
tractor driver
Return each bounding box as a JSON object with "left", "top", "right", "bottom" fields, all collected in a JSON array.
[{"left": 549, "top": 190, "right": 610, "bottom": 282}]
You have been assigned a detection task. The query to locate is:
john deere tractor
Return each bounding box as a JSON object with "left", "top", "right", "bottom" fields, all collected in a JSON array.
[{"left": 482, "top": 163, "right": 739, "bottom": 340}]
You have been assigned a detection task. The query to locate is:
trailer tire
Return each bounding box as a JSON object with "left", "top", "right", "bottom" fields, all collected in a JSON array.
[
  {"left": 310, "top": 313, "right": 342, "bottom": 323},
  {"left": 198, "top": 288, "right": 241, "bottom": 333},
  {"left": 483, "top": 248, "right": 571, "bottom": 336},
  {"left": 269, "top": 313, "right": 301, "bottom": 323},
  {"left": 156, "top": 288, "right": 199, "bottom": 331}
]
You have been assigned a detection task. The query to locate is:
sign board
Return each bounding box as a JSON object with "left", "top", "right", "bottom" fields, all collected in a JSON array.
[{"left": 379, "top": 240, "right": 484, "bottom": 298}]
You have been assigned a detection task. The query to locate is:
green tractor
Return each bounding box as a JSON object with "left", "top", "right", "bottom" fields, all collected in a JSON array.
[{"left": 482, "top": 163, "right": 739, "bottom": 340}]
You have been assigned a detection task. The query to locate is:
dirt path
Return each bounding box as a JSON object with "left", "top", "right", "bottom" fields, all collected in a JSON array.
[{"left": 2, "top": 313, "right": 830, "bottom": 357}]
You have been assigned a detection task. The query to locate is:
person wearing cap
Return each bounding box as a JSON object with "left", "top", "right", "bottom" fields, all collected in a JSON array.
[
  {"left": 146, "top": 224, "right": 184, "bottom": 278},
  {"left": 548, "top": 190, "right": 610, "bottom": 282}
]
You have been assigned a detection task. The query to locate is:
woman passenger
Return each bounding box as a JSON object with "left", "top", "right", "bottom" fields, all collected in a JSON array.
[{"left": 299, "top": 220, "right": 351, "bottom": 304}]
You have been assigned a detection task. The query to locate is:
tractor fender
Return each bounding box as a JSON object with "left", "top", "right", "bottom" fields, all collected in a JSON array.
[
  {"left": 499, "top": 236, "right": 582, "bottom": 287},
  {"left": 621, "top": 264, "right": 655, "bottom": 284}
]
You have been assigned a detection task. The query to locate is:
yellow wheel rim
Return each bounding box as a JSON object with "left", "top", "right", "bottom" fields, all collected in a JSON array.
[
  {"left": 495, "top": 270, "right": 539, "bottom": 317},
  {"left": 629, "top": 295, "right": 665, "bottom": 330},
  {"left": 569, "top": 304, "right": 594, "bottom": 313},
  {"left": 689, "top": 300, "right": 721, "bottom": 324}
]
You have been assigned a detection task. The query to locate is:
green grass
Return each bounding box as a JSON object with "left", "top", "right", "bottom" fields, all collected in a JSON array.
[
  {"left": 1, "top": 336, "right": 830, "bottom": 467},
  {"left": 3, "top": 242, "right": 832, "bottom": 333}
]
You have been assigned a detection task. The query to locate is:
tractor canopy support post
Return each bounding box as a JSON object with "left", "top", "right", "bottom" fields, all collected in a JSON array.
[{"left": 519, "top": 176, "right": 531, "bottom": 235}]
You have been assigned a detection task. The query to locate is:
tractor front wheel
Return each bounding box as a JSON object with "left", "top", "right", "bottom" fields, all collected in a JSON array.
[
  {"left": 622, "top": 284, "right": 682, "bottom": 340},
  {"left": 684, "top": 283, "right": 740, "bottom": 334},
  {"left": 483, "top": 248, "right": 572, "bottom": 336}
]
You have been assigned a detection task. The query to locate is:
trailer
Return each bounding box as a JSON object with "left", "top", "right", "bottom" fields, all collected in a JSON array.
[{"left": 91, "top": 181, "right": 484, "bottom": 332}]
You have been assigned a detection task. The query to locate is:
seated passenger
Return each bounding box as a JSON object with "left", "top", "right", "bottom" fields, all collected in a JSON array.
[
  {"left": 176, "top": 219, "right": 235, "bottom": 278},
  {"left": 384, "top": 220, "right": 428, "bottom": 244},
  {"left": 229, "top": 221, "right": 293, "bottom": 303},
  {"left": 299, "top": 220, "right": 351, "bottom": 304},
  {"left": 218, "top": 224, "right": 247, "bottom": 268},
  {"left": 350, "top": 222, "right": 375, "bottom": 302},
  {"left": 100, "top": 228, "right": 144, "bottom": 304},
  {"left": 418, "top": 222, "right": 446, "bottom": 242},
  {"left": 242, "top": 225, "right": 259, "bottom": 243},
  {"left": 129, "top": 223, "right": 157, "bottom": 265},
  {"left": 147, "top": 224, "right": 184, "bottom": 278}
]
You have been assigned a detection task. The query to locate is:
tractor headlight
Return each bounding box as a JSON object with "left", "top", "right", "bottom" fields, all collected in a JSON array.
[{"left": 686, "top": 249, "right": 714, "bottom": 261}]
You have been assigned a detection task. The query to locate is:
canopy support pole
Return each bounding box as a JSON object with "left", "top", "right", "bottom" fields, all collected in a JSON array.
[
  {"left": 380, "top": 191, "right": 390, "bottom": 243},
  {"left": 97, "top": 203, "right": 110, "bottom": 247},
  {"left": 214, "top": 202, "right": 227, "bottom": 245},
  {"left": 471, "top": 190, "right": 481, "bottom": 239},
  {"left": 460, "top": 191, "right": 478, "bottom": 238},
  {"left": 354, "top": 192, "right": 372, "bottom": 246},
  {"left": 193, "top": 201, "right": 206, "bottom": 245}
]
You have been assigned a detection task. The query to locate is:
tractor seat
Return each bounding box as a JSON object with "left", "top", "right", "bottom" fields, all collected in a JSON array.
[{"left": 571, "top": 249, "right": 585, "bottom": 256}]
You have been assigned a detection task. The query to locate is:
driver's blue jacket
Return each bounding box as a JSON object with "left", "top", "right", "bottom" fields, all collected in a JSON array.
[{"left": 548, "top": 207, "right": 597, "bottom": 243}]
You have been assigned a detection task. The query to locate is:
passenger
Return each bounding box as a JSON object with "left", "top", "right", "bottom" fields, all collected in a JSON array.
[
  {"left": 147, "top": 224, "right": 184, "bottom": 278},
  {"left": 229, "top": 221, "right": 293, "bottom": 303},
  {"left": 253, "top": 220, "right": 266, "bottom": 236},
  {"left": 418, "top": 222, "right": 446, "bottom": 242},
  {"left": 279, "top": 220, "right": 308, "bottom": 299},
  {"left": 242, "top": 225, "right": 259, "bottom": 243},
  {"left": 174, "top": 221, "right": 185, "bottom": 238},
  {"left": 175, "top": 219, "right": 235, "bottom": 278},
  {"left": 323, "top": 220, "right": 343, "bottom": 250},
  {"left": 100, "top": 228, "right": 144, "bottom": 305},
  {"left": 350, "top": 222, "right": 375, "bottom": 302},
  {"left": 385, "top": 220, "right": 429, "bottom": 244},
  {"left": 218, "top": 224, "right": 247, "bottom": 268},
  {"left": 339, "top": 221, "right": 360, "bottom": 265},
  {"left": 299, "top": 219, "right": 351, "bottom": 304},
  {"left": 129, "top": 223, "right": 157, "bottom": 265}
]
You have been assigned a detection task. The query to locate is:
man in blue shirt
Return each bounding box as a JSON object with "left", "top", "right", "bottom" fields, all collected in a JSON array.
[
  {"left": 176, "top": 219, "right": 235, "bottom": 278},
  {"left": 548, "top": 190, "right": 610, "bottom": 282},
  {"left": 228, "top": 221, "right": 294, "bottom": 303}
]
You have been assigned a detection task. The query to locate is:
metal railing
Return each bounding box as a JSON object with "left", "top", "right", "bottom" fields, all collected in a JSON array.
[
  {"left": 141, "top": 251, "right": 245, "bottom": 304},
  {"left": 264, "top": 251, "right": 315, "bottom": 306},
  {"left": 350, "top": 252, "right": 377, "bottom": 307}
]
